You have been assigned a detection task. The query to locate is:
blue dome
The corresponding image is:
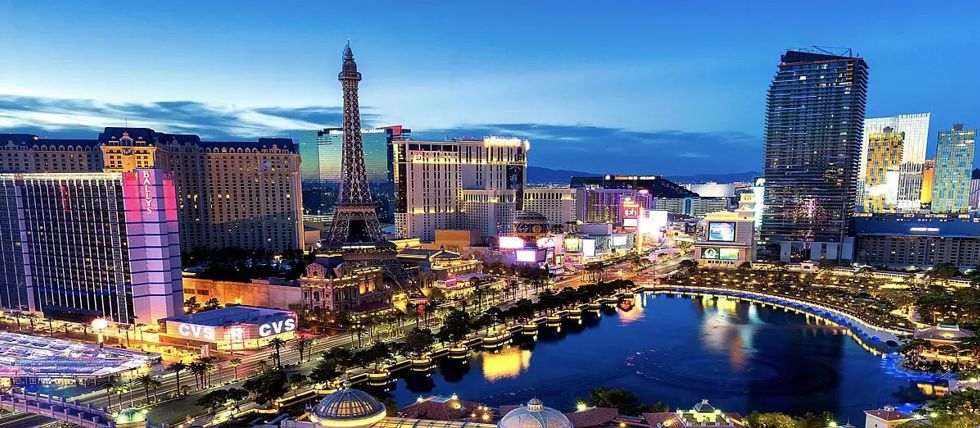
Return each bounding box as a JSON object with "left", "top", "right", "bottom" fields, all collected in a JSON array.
[
  {"left": 498, "top": 398, "right": 572, "bottom": 428},
  {"left": 310, "top": 385, "right": 386, "bottom": 428}
]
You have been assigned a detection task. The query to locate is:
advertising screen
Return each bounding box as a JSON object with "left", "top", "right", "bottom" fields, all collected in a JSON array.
[
  {"left": 499, "top": 236, "right": 525, "bottom": 249},
  {"left": 515, "top": 249, "right": 538, "bottom": 263},
  {"left": 707, "top": 222, "right": 736, "bottom": 242},
  {"left": 623, "top": 218, "right": 638, "bottom": 227},
  {"left": 582, "top": 239, "right": 596, "bottom": 258},
  {"left": 719, "top": 248, "right": 740, "bottom": 260},
  {"left": 612, "top": 235, "right": 629, "bottom": 247},
  {"left": 564, "top": 238, "right": 582, "bottom": 252},
  {"left": 702, "top": 247, "right": 739, "bottom": 261}
]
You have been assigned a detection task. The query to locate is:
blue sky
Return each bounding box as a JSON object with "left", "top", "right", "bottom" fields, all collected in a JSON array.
[{"left": 1, "top": 1, "right": 978, "bottom": 175}]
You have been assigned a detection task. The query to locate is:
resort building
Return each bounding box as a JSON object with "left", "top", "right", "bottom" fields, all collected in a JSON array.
[
  {"left": 641, "top": 400, "right": 743, "bottom": 427},
  {"left": 181, "top": 275, "right": 303, "bottom": 309},
  {"left": 860, "top": 113, "right": 931, "bottom": 211},
  {"left": 931, "top": 124, "right": 976, "bottom": 213},
  {"left": 862, "top": 127, "right": 904, "bottom": 213},
  {"left": 522, "top": 187, "right": 576, "bottom": 229},
  {"left": 571, "top": 175, "right": 725, "bottom": 221},
  {"left": 393, "top": 137, "right": 528, "bottom": 243},
  {"left": 853, "top": 212, "right": 980, "bottom": 268},
  {"left": 299, "top": 254, "right": 389, "bottom": 313},
  {"left": 863, "top": 408, "right": 912, "bottom": 428},
  {"left": 0, "top": 169, "right": 184, "bottom": 325},
  {"left": 0, "top": 128, "right": 304, "bottom": 254}
]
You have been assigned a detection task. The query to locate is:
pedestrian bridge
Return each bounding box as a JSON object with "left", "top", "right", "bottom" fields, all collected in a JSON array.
[{"left": 0, "top": 390, "right": 116, "bottom": 428}]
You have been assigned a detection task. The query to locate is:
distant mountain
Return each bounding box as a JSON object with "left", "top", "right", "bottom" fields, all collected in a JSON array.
[
  {"left": 527, "top": 166, "right": 600, "bottom": 184},
  {"left": 667, "top": 171, "right": 761, "bottom": 183},
  {"left": 527, "top": 166, "right": 760, "bottom": 185}
]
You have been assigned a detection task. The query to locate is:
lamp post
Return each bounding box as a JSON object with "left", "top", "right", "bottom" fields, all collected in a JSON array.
[{"left": 92, "top": 318, "right": 109, "bottom": 348}]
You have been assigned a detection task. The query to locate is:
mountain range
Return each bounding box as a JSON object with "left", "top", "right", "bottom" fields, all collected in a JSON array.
[{"left": 526, "top": 166, "right": 760, "bottom": 184}]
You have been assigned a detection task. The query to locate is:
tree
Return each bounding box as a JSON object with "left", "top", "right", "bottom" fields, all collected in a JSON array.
[
  {"left": 225, "top": 388, "right": 249, "bottom": 412},
  {"left": 229, "top": 358, "right": 243, "bottom": 380},
  {"left": 438, "top": 309, "right": 472, "bottom": 343},
  {"left": 202, "top": 297, "right": 222, "bottom": 312},
  {"left": 184, "top": 296, "right": 202, "bottom": 314},
  {"left": 166, "top": 361, "right": 188, "bottom": 396},
  {"left": 587, "top": 388, "right": 663, "bottom": 415},
  {"left": 309, "top": 359, "right": 341, "bottom": 385},
  {"left": 404, "top": 328, "right": 435, "bottom": 357},
  {"left": 294, "top": 338, "right": 311, "bottom": 363},
  {"left": 745, "top": 412, "right": 798, "bottom": 428},
  {"left": 366, "top": 341, "right": 391, "bottom": 370},
  {"left": 135, "top": 374, "right": 162, "bottom": 404},
  {"left": 99, "top": 378, "right": 119, "bottom": 411},
  {"left": 268, "top": 337, "right": 288, "bottom": 369},
  {"left": 242, "top": 369, "right": 289, "bottom": 408},
  {"left": 196, "top": 389, "right": 229, "bottom": 415}
]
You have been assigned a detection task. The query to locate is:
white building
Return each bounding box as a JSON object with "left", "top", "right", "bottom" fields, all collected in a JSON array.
[
  {"left": 523, "top": 187, "right": 576, "bottom": 228},
  {"left": 682, "top": 182, "right": 736, "bottom": 198},
  {"left": 393, "top": 137, "right": 528, "bottom": 243},
  {"left": 861, "top": 113, "right": 931, "bottom": 210}
]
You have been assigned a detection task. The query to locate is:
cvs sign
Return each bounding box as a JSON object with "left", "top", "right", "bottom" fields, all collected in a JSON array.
[
  {"left": 259, "top": 318, "right": 296, "bottom": 338},
  {"left": 177, "top": 323, "right": 216, "bottom": 341}
]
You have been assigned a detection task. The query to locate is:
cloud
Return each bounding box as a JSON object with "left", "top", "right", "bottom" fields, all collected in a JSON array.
[
  {"left": 0, "top": 94, "right": 379, "bottom": 139},
  {"left": 0, "top": 95, "right": 762, "bottom": 175},
  {"left": 413, "top": 123, "right": 762, "bottom": 175}
]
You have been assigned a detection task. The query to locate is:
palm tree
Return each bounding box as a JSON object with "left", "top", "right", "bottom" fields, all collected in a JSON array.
[
  {"left": 166, "top": 361, "right": 188, "bottom": 395},
  {"left": 99, "top": 378, "right": 119, "bottom": 411},
  {"left": 229, "top": 358, "right": 243, "bottom": 380},
  {"left": 293, "top": 338, "right": 310, "bottom": 363},
  {"left": 268, "top": 337, "right": 287, "bottom": 369},
  {"left": 136, "top": 374, "right": 162, "bottom": 404}
]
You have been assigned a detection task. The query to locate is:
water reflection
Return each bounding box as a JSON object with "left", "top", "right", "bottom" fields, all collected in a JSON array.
[{"left": 482, "top": 347, "right": 532, "bottom": 382}]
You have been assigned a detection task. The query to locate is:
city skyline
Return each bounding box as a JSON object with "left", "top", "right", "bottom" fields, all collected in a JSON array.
[{"left": 2, "top": 1, "right": 980, "bottom": 175}]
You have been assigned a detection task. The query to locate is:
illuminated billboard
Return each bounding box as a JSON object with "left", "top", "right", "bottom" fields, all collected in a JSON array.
[
  {"left": 701, "top": 247, "right": 740, "bottom": 261},
  {"left": 623, "top": 218, "right": 638, "bottom": 227},
  {"left": 611, "top": 235, "right": 629, "bottom": 247},
  {"left": 582, "top": 239, "right": 596, "bottom": 258},
  {"left": 499, "top": 236, "right": 525, "bottom": 249},
  {"left": 707, "top": 222, "right": 736, "bottom": 242},
  {"left": 515, "top": 250, "right": 539, "bottom": 263},
  {"left": 564, "top": 238, "right": 582, "bottom": 252}
]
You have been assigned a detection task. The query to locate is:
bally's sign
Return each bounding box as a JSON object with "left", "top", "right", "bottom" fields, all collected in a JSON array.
[{"left": 259, "top": 318, "right": 296, "bottom": 338}]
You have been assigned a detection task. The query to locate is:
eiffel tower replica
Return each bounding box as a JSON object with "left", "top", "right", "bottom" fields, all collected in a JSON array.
[{"left": 324, "top": 43, "right": 414, "bottom": 290}]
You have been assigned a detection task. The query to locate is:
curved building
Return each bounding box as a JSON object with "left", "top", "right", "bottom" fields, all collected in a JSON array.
[
  {"left": 497, "top": 398, "right": 572, "bottom": 428},
  {"left": 309, "top": 384, "right": 388, "bottom": 428}
]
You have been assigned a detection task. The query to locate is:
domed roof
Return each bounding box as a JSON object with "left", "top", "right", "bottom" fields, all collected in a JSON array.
[
  {"left": 310, "top": 384, "right": 387, "bottom": 428},
  {"left": 515, "top": 211, "right": 549, "bottom": 224},
  {"left": 498, "top": 398, "right": 572, "bottom": 428}
]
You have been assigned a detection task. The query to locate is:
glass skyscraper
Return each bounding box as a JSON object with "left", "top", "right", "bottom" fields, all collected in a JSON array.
[
  {"left": 931, "top": 124, "right": 976, "bottom": 213},
  {"left": 760, "top": 50, "right": 869, "bottom": 262},
  {"left": 298, "top": 126, "right": 407, "bottom": 222},
  {"left": 860, "top": 113, "right": 931, "bottom": 211}
]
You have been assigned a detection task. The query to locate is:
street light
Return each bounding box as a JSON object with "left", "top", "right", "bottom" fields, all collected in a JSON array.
[{"left": 92, "top": 318, "right": 109, "bottom": 348}]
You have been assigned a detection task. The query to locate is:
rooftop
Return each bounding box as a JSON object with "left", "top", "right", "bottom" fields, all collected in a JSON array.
[
  {"left": 0, "top": 332, "right": 158, "bottom": 379},
  {"left": 161, "top": 305, "right": 295, "bottom": 327}
]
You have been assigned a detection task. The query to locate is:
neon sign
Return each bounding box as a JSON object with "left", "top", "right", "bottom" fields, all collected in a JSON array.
[
  {"left": 141, "top": 170, "right": 154, "bottom": 213},
  {"left": 177, "top": 323, "right": 215, "bottom": 341},
  {"left": 258, "top": 318, "right": 296, "bottom": 337}
]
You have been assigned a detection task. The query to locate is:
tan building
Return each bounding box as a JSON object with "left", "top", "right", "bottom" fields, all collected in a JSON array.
[
  {"left": 863, "top": 408, "right": 911, "bottom": 428},
  {"left": 863, "top": 127, "right": 904, "bottom": 213},
  {"left": 1, "top": 127, "right": 304, "bottom": 254},
  {"left": 397, "top": 248, "right": 482, "bottom": 289},
  {"left": 523, "top": 187, "right": 576, "bottom": 229},
  {"left": 181, "top": 275, "right": 303, "bottom": 309},
  {"left": 300, "top": 255, "right": 389, "bottom": 312},
  {"left": 694, "top": 211, "right": 755, "bottom": 268}
]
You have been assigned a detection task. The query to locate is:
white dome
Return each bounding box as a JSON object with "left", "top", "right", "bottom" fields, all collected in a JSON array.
[{"left": 498, "top": 399, "right": 572, "bottom": 428}]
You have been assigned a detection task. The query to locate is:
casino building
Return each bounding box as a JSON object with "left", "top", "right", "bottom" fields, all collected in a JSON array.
[
  {"left": 159, "top": 306, "right": 298, "bottom": 351},
  {"left": 854, "top": 212, "right": 980, "bottom": 268},
  {"left": 1, "top": 128, "right": 304, "bottom": 254},
  {"left": 0, "top": 169, "right": 184, "bottom": 324}
]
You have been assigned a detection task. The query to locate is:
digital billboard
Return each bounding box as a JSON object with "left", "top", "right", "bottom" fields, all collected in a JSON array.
[
  {"left": 582, "top": 239, "right": 596, "bottom": 258},
  {"left": 499, "top": 236, "right": 525, "bottom": 249},
  {"left": 623, "top": 218, "right": 638, "bottom": 227},
  {"left": 707, "top": 222, "right": 736, "bottom": 242},
  {"left": 701, "top": 247, "right": 740, "bottom": 261},
  {"left": 515, "top": 249, "right": 539, "bottom": 263},
  {"left": 611, "top": 235, "right": 629, "bottom": 247}
]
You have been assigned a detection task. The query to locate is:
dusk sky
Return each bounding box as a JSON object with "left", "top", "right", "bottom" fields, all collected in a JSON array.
[{"left": 1, "top": 1, "right": 978, "bottom": 175}]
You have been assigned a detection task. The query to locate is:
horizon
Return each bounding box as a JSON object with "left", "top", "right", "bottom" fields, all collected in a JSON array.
[{"left": 2, "top": 1, "right": 979, "bottom": 175}]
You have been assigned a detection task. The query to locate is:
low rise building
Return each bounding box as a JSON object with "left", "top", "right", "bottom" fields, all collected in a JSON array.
[
  {"left": 158, "top": 306, "right": 298, "bottom": 351},
  {"left": 641, "top": 400, "right": 743, "bottom": 427},
  {"left": 694, "top": 211, "right": 755, "bottom": 268},
  {"left": 863, "top": 408, "right": 912, "bottom": 428},
  {"left": 181, "top": 276, "right": 303, "bottom": 309},
  {"left": 854, "top": 212, "right": 980, "bottom": 268}
]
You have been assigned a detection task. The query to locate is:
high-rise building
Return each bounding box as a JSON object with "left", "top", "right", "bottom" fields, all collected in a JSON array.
[
  {"left": 1, "top": 128, "right": 305, "bottom": 254},
  {"left": 393, "top": 137, "right": 528, "bottom": 242},
  {"left": 298, "top": 126, "right": 408, "bottom": 222},
  {"left": 570, "top": 175, "right": 725, "bottom": 220},
  {"left": 0, "top": 169, "right": 184, "bottom": 324},
  {"left": 921, "top": 159, "right": 936, "bottom": 207},
  {"left": 863, "top": 127, "right": 904, "bottom": 213},
  {"left": 860, "top": 113, "right": 930, "bottom": 211},
  {"left": 522, "top": 187, "right": 576, "bottom": 228},
  {"left": 932, "top": 124, "right": 977, "bottom": 213},
  {"left": 760, "top": 49, "right": 869, "bottom": 262}
]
